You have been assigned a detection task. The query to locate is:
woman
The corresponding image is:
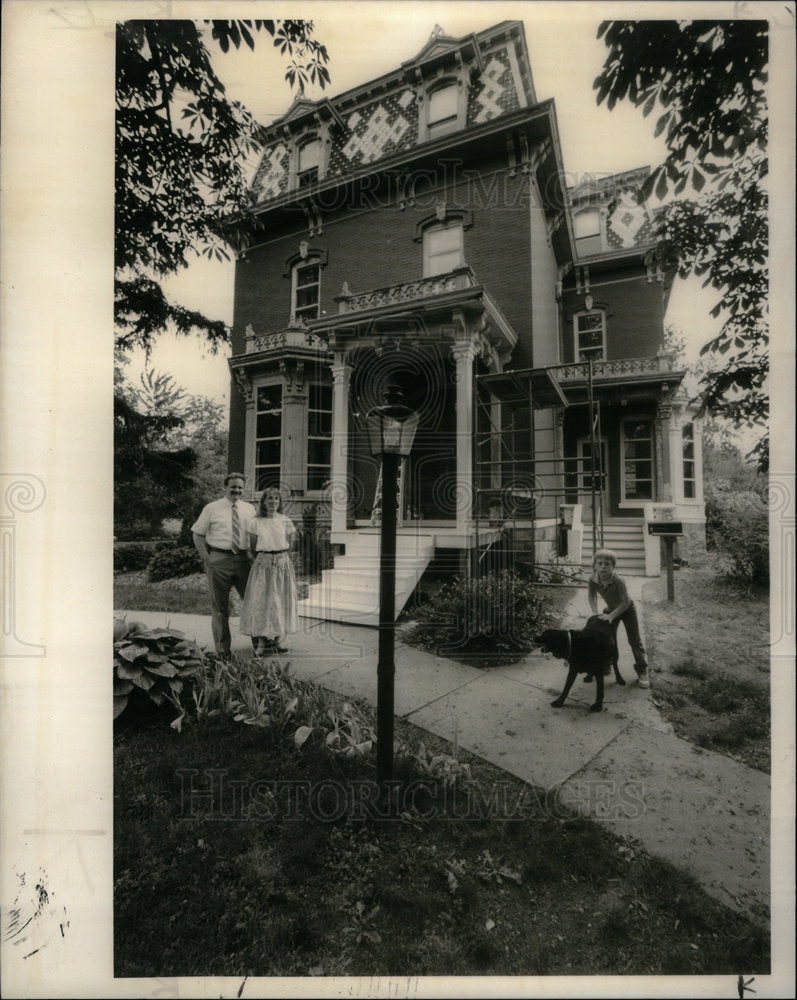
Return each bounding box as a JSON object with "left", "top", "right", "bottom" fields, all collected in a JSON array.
[{"left": 239, "top": 488, "right": 298, "bottom": 655}]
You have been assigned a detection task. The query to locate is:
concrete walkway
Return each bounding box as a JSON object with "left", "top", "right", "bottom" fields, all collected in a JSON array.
[{"left": 116, "top": 579, "right": 769, "bottom": 923}]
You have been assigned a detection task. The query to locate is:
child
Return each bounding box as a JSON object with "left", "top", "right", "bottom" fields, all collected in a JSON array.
[
  {"left": 588, "top": 548, "right": 650, "bottom": 688},
  {"left": 239, "top": 488, "right": 298, "bottom": 655}
]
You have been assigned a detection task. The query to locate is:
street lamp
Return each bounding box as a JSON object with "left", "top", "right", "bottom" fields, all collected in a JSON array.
[{"left": 365, "top": 386, "right": 420, "bottom": 788}]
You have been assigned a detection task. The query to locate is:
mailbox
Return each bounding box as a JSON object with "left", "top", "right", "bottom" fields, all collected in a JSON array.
[{"left": 648, "top": 521, "right": 683, "bottom": 536}]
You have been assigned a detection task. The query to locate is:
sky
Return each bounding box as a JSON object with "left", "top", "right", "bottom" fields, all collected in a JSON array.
[{"left": 127, "top": 2, "right": 722, "bottom": 406}]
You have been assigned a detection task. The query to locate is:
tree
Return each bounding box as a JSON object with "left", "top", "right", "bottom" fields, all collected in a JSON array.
[
  {"left": 115, "top": 19, "right": 329, "bottom": 355},
  {"left": 594, "top": 20, "right": 768, "bottom": 471}
]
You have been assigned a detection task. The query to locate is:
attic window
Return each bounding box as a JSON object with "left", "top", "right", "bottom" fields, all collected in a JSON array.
[
  {"left": 574, "top": 209, "right": 602, "bottom": 255},
  {"left": 427, "top": 82, "right": 458, "bottom": 138}
]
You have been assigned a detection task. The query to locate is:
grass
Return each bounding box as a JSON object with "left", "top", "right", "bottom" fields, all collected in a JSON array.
[
  {"left": 114, "top": 652, "right": 770, "bottom": 979},
  {"left": 638, "top": 557, "right": 770, "bottom": 773}
]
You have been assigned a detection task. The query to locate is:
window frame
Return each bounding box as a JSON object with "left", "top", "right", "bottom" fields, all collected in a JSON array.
[
  {"left": 291, "top": 259, "right": 321, "bottom": 323},
  {"left": 573, "top": 310, "right": 607, "bottom": 362},
  {"left": 619, "top": 417, "right": 655, "bottom": 504},
  {"left": 426, "top": 80, "right": 459, "bottom": 139},
  {"left": 253, "top": 380, "right": 283, "bottom": 492},
  {"left": 682, "top": 422, "right": 696, "bottom": 499},
  {"left": 306, "top": 381, "right": 333, "bottom": 493},
  {"left": 422, "top": 220, "right": 464, "bottom": 277}
]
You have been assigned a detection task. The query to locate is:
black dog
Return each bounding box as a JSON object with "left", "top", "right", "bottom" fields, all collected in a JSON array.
[{"left": 535, "top": 616, "right": 625, "bottom": 712}]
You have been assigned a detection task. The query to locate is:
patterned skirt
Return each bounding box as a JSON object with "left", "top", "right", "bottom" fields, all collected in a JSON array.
[{"left": 239, "top": 552, "right": 298, "bottom": 638}]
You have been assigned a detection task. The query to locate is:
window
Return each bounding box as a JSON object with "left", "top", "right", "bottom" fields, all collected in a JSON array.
[
  {"left": 573, "top": 208, "right": 602, "bottom": 255},
  {"left": 423, "top": 222, "right": 464, "bottom": 276},
  {"left": 574, "top": 311, "right": 606, "bottom": 361},
  {"left": 682, "top": 422, "right": 696, "bottom": 498},
  {"left": 292, "top": 261, "right": 320, "bottom": 322},
  {"left": 255, "top": 384, "right": 282, "bottom": 490},
  {"left": 427, "top": 83, "right": 458, "bottom": 138},
  {"left": 307, "top": 383, "right": 333, "bottom": 491},
  {"left": 297, "top": 137, "right": 321, "bottom": 188},
  {"left": 621, "top": 419, "right": 654, "bottom": 501}
]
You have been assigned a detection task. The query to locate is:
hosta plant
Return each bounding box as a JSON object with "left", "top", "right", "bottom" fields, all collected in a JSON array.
[{"left": 113, "top": 618, "right": 203, "bottom": 721}]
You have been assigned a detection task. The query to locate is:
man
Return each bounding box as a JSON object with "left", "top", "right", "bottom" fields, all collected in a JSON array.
[{"left": 192, "top": 472, "right": 257, "bottom": 656}]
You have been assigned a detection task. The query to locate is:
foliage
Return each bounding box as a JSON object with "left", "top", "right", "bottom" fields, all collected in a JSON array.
[
  {"left": 403, "top": 571, "right": 557, "bottom": 661},
  {"left": 148, "top": 544, "right": 205, "bottom": 582},
  {"left": 703, "top": 484, "right": 768, "bottom": 586},
  {"left": 114, "top": 363, "right": 228, "bottom": 540},
  {"left": 114, "top": 392, "right": 197, "bottom": 538},
  {"left": 114, "top": 704, "right": 770, "bottom": 977},
  {"left": 113, "top": 618, "right": 204, "bottom": 720},
  {"left": 115, "top": 19, "right": 329, "bottom": 353},
  {"left": 114, "top": 540, "right": 169, "bottom": 573},
  {"left": 595, "top": 20, "right": 769, "bottom": 470}
]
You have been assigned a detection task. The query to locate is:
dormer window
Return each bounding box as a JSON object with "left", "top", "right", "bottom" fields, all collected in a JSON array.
[
  {"left": 427, "top": 82, "right": 459, "bottom": 138},
  {"left": 297, "top": 137, "right": 321, "bottom": 188},
  {"left": 574, "top": 209, "right": 602, "bottom": 255},
  {"left": 574, "top": 310, "right": 606, "bottom": 361}
]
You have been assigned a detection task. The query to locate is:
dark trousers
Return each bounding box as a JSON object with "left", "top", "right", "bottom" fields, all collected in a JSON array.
[
  {"left": 611, "top": 601, "right": 648, "bottom": 671},
  {"left": 205, "top": 550, "right": 252, "bottom": 654}
]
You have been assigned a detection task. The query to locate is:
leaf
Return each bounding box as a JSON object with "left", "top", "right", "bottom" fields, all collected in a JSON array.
[
  {"left": 117, "top": 642, "right": 149, "bottom": 662},
  {"left": 485, "top": 918, "right": 496, "bottom": 931},
  {"left": 115, "top": 660, "right": 144, "bottom": 680},
  {"left": 170, "top": 714, "right": 185, "bottom": 733},
  {"left": 131, "top": 671, "right": 155, "bottom": 690},
  {"left": 113, "top": 695, "right": 129, "bottom": 719},
  {"left": 294, "top": 725, "right": 314, "bottom": 748},
  {"left": 146, "top": 661, "right": 178, "bottom": 677},
  {"left": 113, "top": 678, "right": 134, "bottom": 695}
]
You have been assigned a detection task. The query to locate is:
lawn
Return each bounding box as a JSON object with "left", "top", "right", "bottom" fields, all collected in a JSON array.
[
  {"left": 114, "top": 652, "right": 770, "bottom": 979},
  {"left": 113, "top": 558, "right": 772, "bottom": 977},
  {"left": 637, "top": 557, "right": 770, "bottom": 773}
]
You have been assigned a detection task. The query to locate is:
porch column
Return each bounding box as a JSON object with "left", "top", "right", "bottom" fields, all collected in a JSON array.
[
  {"left": 329, "top": 359, "right": 352, "bottom": 534},
  {"left": 656, "top": 396, "right": 674, "bottom": 502},
  {"left": 451, "top": 340, "right": 478, "bottom": 536},
  {"left": 667, "top": 406, "right": 683, "bottom": 501}
]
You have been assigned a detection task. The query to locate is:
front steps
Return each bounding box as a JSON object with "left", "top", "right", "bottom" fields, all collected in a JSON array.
[
  {"left": 297, "top": 529, "right": 435, "bottom": 627},
  {"left": 580, "top": 519, "right": 646, "bottom": 576}
]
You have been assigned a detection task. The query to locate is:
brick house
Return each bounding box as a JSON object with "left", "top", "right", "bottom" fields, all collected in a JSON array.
[{"left": 226, "top": 21, "right": 706, "bottom": 624}]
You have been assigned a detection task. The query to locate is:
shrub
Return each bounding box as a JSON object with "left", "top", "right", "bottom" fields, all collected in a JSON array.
[
  {"left": 148, "top": 545, "right": 204, "bottom": 582},
  {"left": 114, "top": 540, "right": 169, "bottom": 573},
  {"left": 704, "top": 485, "right": 768, "bottom": 586},
  {"left": 113, "top": 618, "right": 204, "bottom": 720},
  {"left": 403, "top": 570, "right": 556, "bottom": 661}
]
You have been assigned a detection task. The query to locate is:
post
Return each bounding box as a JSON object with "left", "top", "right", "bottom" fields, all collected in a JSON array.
[
  {"left": 376, "top": 451, "right": 399, "bottom": 787},
  {"left": 664, "top": 536, "right": 675, "bottom": 602}
]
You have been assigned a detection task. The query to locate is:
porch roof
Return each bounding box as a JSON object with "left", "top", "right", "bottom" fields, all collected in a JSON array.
[{"left": 479, "top": 356, "right": 685, "bottom": 408}]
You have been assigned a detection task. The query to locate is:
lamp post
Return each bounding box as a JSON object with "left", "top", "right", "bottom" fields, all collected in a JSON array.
[{"left": 365, "top": 386, "right": 420, "bottom": 788}]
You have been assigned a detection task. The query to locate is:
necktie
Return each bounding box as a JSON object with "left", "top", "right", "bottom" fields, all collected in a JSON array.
[{"left": 231, "top": 502, "right": 241, "bottom": 553}]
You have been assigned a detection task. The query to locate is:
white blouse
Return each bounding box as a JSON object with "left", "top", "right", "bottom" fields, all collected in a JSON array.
[{"left": 248, "top": 513, "right": 295, "bottom": 552}]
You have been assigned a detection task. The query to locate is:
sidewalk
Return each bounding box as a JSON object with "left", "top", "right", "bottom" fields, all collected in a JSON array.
[{"left": 116, "top": 582, "right": 770, "bottom": 923}]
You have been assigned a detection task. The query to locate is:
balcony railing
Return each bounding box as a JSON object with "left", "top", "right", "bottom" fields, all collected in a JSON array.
[
  {"left": 334, "top": 265, "right": 477, "bottom": 314},
  {"left": 557, "top": 353, "right": 679, "bottom": 381},
  {"left": 243, "top": 322, "right": 328, "bottom": 356}
]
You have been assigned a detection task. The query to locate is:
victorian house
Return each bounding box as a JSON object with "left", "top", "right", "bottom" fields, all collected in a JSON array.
[{"left": 226, "top": 21, "right": 706, "bottom": 624}]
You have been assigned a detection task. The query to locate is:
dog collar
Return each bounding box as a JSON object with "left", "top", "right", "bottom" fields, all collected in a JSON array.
[{"left": 566, "top": 630, "right": 572, "bottom": 662}]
